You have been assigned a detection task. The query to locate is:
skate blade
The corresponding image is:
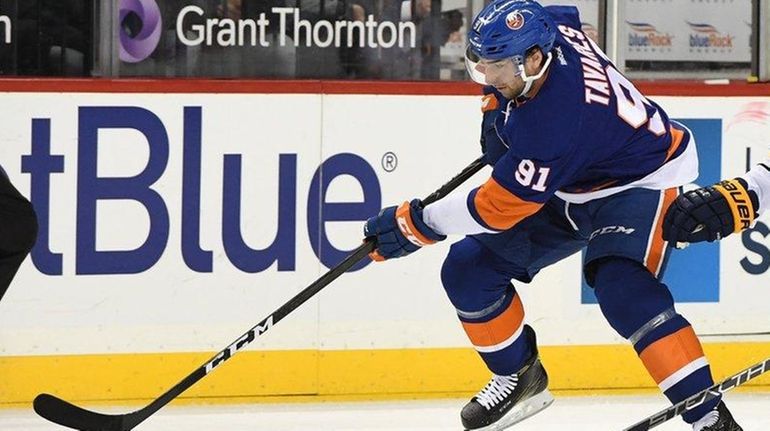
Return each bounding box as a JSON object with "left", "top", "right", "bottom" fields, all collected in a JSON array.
[{"left": 467, "top": 389, "right": 554, "bottom": 431}]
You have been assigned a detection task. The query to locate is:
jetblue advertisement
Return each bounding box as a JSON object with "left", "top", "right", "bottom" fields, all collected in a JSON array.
[{"left": 0, "top": 92, "right": 768, "bottom": 360}]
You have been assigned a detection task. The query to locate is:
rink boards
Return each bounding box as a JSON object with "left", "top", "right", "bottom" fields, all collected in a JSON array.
[{"left": 0, "top": 81, "right": 769, "bottom": 406}]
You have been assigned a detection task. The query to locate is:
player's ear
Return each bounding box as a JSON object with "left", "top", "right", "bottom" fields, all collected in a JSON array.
[{"left": 524, "top": 47, "right": 544, "bottom": 74}]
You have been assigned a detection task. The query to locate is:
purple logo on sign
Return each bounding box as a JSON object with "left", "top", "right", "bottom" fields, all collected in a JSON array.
[{"left": 119, "top": 0, "right": 162, "bottom": 63}]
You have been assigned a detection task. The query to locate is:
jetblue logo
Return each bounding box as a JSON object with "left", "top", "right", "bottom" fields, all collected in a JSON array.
[{"left": 21, "top": 106, "right": 381, "bottom": 276}]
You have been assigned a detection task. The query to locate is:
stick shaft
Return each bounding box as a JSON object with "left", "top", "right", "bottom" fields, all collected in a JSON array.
[
  {"left": 623, "top": 358, "right": 770, "bottom": 431},
  {"left": 137, "top": 155, "right": 487, "bottom": 427},
  {"left": 35, "top": 155, "right": 487, "bottom": 431}
]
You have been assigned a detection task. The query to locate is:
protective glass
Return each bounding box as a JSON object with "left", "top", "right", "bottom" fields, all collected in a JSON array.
[{"left": 464, "top": 46, "right": 524, "bottom": 85}]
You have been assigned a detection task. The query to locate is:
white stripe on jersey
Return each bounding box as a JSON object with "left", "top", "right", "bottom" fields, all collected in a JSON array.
[{"left": 556, "top": 123, "right": 699, "bottom": 204}]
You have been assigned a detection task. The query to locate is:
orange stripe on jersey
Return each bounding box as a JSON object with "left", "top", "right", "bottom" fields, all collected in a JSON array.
[
  {"left": 644, "top": 188, "right": 678, "bottom": 276},
  {"left": 461, "top": 294, "right": 524, "bottom": 349},
  {"left": 639, "top": 326, "right": 706, "bottom": 385},
  {"left": 481, "top": 94, "right": 499, "bottom": 113},
  {"left": 474, "top": 178, "right": 544, "bottom": 231},
  {"left": 588, "top": 179, "right": 619, "bottom": 192},
  {"left": 664, "top": 126, "right": 685, "bottom": 162}
]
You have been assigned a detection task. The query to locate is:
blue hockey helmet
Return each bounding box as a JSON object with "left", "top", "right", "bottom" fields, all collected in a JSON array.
[{"left": 466, "top": 0, "right": 557, "bottom": 87}]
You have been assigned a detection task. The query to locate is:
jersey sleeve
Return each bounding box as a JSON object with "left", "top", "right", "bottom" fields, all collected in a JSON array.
[{"left": 480, "top": 86, "right": 510, "bottom": 166}]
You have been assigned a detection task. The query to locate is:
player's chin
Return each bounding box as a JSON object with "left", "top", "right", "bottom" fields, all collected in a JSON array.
[{"left": 496, "top": 86, "right": 514, "bottom": 98}]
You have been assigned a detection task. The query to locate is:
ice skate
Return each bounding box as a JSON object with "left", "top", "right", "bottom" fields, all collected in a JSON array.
[
  {"left": 693, "top": 401, "right": 743, "bottom": 431},
  {"left": 460, "top": 326, "right": 553, "bottom": 430}
]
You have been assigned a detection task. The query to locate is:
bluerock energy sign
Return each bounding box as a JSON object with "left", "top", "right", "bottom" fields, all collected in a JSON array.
[{"left": 624, "top": 0, "right": 751, "bottom": 63}]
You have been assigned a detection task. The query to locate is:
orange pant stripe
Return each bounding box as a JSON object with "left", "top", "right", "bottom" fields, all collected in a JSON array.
[
  {"left": 461, "top": 294, "right": 525, "bottom": 350},
  {"left": 639, "top": 326, "right": 706, "bottom": 386}
]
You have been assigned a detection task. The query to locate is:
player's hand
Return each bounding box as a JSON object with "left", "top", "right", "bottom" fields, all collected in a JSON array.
[
  {"left": 662, "top": 178, "right": 759, "bottom": 246},
  {"left": 364, "top": 199, "right": 446, "bottom": 261}
]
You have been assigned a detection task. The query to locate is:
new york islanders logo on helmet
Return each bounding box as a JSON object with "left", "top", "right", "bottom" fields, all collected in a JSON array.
[
  {"left": 467, "top": 0, "right": 556, "bottom": 61},
  {"left": 506, "top": 11, "right": 526, "bottom": 30}
]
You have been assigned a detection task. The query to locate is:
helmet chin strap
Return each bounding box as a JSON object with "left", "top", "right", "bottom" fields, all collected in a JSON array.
[{"left": 517, "top": 52, "right": 553, "bottom": 98}]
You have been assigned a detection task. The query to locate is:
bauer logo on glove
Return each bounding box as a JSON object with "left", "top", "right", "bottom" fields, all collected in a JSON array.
[{"left": 713, "top": 179, "right": 755, "bottom": 232}]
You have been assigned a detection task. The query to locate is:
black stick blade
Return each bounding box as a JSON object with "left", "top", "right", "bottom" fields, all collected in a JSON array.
[{"left": 34, "top": 393, "right": 128, "bottom": 431}]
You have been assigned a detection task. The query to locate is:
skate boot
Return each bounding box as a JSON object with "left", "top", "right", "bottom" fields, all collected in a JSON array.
[
  {"left": 693, "top": 401, "right": 743, "bottom": 431},
  {"left": 460, "top": 325, "right": 554, "bottom": 430}
]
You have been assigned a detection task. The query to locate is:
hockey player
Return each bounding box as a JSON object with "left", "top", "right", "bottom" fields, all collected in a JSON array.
[
  {"left": 0, "top": 166, "right": 37, "bottom": 303},
  {"left": 364, "top": 1, "right": 742, "bottom": 430},
  {"left": 663, "top": 159, "right": 769, "bottom": 245}
]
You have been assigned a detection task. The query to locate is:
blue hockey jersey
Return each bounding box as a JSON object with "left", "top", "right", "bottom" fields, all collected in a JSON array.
[{"left": 424, "top": 6, "right": 698, "bottom": 235}]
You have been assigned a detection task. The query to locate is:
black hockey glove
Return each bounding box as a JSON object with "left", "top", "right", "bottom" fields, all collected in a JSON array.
[{"left": 662, "top": 178, "right": 759, "bottom": 246}]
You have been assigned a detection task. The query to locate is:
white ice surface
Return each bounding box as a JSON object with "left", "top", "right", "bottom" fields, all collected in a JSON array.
[{"left": 1, "top": 393, "right": 768, "bottom": 431}]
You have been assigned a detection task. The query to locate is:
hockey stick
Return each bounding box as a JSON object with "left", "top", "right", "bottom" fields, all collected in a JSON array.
[
  {"left": 622, "top": 357, "right": 770, "bottom": 431},
  {"left": 33, "top": 155, "right": 488, "bottom": 431}
]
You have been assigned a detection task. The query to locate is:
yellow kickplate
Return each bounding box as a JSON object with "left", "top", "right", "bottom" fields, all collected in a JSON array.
[{"left": 2, "top": 342, "right": 769, "bottom": 407}]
